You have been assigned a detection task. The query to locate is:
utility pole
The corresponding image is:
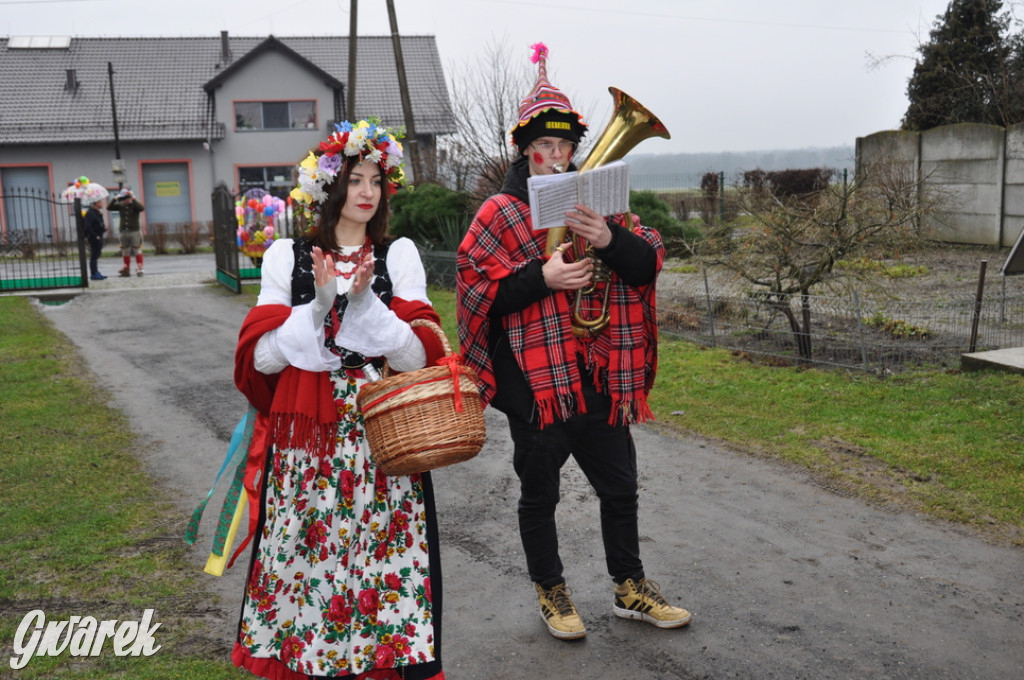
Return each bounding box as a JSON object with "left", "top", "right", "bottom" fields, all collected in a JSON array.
[
  {"left": 386, "top": 0, "right": 422, "bottom": 182},
  {"left": 107, "top": 62, "right": 125, "bottom": 189},
  {"left": 346, "top": 0, "right": 357, "bottom": 121}
]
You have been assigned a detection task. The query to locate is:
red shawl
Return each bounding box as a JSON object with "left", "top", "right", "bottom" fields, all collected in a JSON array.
[{"left": 457, "top": 193, "right": 663, "bottom": 427}]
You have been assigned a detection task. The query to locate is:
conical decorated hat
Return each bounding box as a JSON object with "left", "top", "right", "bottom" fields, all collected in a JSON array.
[{"left": 510, "top": 42, "right": 587, "bottom": 143}]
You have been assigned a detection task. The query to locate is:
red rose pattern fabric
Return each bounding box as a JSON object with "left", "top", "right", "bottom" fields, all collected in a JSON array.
[{"left": 236, "top": 373, "right": 436, "bottom": 676}]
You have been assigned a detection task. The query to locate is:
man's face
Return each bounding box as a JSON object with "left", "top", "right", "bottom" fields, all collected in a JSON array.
[{"left": 525, "top": 136, "right": 577, "bottom": 176}]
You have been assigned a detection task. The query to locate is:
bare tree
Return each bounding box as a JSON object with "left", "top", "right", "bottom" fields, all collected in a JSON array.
[
  {"left": 694, "top": 159, "right": 942, "bottom": 361},
  {"left": 438, "top": 37, "right": 534, "bottom": 202}
]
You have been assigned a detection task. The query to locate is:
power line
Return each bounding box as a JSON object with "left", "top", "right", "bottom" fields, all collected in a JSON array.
[
  {"left": 0, "top": 0, "right": 105, "bottom": 5},
  {"left": 476, "top": 0, "right": 924, "bottom": 35}
]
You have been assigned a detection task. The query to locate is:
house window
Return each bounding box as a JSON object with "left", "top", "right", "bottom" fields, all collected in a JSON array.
[{"left": 235, "top": 100, "right": 317, "bottom": 131}]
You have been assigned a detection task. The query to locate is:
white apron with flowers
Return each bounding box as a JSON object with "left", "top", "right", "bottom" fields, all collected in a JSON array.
[{"left": 237, "top": 372, "right": 435, "bottom": 677}]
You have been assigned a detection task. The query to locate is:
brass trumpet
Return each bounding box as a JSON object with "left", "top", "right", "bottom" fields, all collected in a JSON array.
[{"left": 545, "top": 87, "right": 671, "bottom": 335}]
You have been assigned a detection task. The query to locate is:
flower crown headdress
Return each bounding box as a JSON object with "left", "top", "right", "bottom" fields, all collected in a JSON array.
[{"left": 290, "top": 117, "right": 406, "bottom": 226}]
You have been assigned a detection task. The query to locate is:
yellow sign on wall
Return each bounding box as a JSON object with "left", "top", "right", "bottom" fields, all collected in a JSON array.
[{"left": 155, "top": 181, "right": 181, "bottom": 197}]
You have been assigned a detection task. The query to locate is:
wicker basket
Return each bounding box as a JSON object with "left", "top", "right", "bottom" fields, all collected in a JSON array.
[{"left": 356, "top": 319, "right": 486, "bottom": 476}]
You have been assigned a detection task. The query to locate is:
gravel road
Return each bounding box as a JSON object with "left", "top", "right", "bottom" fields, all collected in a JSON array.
[{"left": 32, "top": 254, "right": 1024, "bottom": 680}]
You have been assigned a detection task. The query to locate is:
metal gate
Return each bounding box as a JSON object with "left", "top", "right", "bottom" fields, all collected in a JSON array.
[
  {"left": 212, "top": 184, "right": 242, "bottom": 293},
  {"left": 0, "top": 188, "right": 88, "bottom": 292}
]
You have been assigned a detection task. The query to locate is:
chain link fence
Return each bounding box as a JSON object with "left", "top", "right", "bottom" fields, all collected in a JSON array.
[
  {"left": 419, "top": 243, "right": 1020, "bottom": 376},
  {"left": 659, "top": 282, "right": 1024, "bottom": 374}
]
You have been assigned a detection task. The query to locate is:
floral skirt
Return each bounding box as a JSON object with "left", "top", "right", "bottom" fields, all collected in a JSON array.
[{"left": 234, "top": 372, "right": 441, "bottom": 679}]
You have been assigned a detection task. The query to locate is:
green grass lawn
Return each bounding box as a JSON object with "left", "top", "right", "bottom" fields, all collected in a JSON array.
[
  {"left": 1, "top": 286, "right": 1021, "bottom": 676},
  {"left": 654, "top": 342, "right": 1024, "bottom": 535},
  {"left": 0, "top": 294, "right": 240, "bottom": 679}
]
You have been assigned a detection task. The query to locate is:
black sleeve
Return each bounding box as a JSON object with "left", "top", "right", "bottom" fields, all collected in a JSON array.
[
  {"left": 488, "top": 259, "right": 551, "bottom": 317},
  {"left": 84, "top": 211, "right": 104, "bottom": 238},
  {"left": 592, "top": 220, "right": 658, "bottom": 287}
]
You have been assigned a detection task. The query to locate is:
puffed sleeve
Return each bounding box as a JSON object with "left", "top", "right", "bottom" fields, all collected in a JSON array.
[
  {"left": 330, "top": 238, "right": 431, "bottom": 372},
  {"left": 252, "top": 239, "right": 341, "bottom": 374}
]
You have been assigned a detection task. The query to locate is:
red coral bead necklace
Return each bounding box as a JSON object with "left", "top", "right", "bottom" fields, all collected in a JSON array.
[{"left": 333, "top": 237, "right": 372, "bottom": 280}]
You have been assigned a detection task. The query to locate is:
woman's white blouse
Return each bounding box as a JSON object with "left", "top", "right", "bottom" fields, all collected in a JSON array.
[{"left": 252, "top": 237, "right": 431, "bottom": 375}]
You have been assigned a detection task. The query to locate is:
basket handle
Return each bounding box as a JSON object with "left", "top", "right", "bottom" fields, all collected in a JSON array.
[
  {"left": 409, "top": 318, "right": 454, "bottom": 357},
  {"left": 385, "top": 318, "right": 471, "bottom": 411},
  {"left": 379, "top": 318, "right": 456, "bottom": 379}
]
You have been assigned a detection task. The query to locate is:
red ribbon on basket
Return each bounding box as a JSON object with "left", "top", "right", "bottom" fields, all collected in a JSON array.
[
  {"left": 436, "top": 355, "right": 466, "bottom": 411},
  {"left": 361, "top": 356, "right": 470, "bottom": 413}
]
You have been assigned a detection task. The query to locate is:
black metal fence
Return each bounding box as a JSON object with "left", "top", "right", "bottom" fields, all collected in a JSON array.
[
  {"left": 0, "top": 188, "right": 88, "bottom": 292},
  {"left": 421, "top": 250, "right": 457, "bottom": 290},
  {"left": 212, "top": 184, "right": 242, "bottom": 293}
]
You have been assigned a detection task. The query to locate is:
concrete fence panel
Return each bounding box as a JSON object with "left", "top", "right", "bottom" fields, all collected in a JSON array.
[
  {"left": 857, "top": 122, "right": 1024, "bottom": 247},
  {"left": 1003, "top": 123, "right": 1024, "bottom": 247},
  {"left": 921, "top": 124, "right": 1004, "bottom": 245}
]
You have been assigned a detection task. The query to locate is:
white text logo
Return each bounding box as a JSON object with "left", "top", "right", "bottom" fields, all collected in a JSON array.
[{"left": 10, "top": 609, "right": 162, "bottom": 670}]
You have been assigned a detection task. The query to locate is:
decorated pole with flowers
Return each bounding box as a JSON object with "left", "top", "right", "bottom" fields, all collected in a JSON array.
[{"left": 236, "top": 188, "right": 286, "bottom": 266}]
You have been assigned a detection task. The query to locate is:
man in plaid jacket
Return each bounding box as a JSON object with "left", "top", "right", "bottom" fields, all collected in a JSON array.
[{"left": 456, "top": 42, "right": 691, "bottom": 641}]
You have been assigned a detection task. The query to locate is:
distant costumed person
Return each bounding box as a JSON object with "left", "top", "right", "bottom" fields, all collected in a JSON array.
[
  {"left": 83, "top": 190, "right": 108, "bottom": 281},
  {"left": 456, "top": 43, "right": 691, "bottom": 640},
  {"left": 226, "top": 118, "right": 448, "bottom": 680},
  {"left": 65, "top": 175, "right": 110, "bottom": 281},
  {"left": 108, "top": 187, "right": 145, "bottom": 277}
]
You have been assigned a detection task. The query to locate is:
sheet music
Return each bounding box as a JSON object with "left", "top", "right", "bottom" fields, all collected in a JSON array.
[{"left": 527, "top": 160, "right": 630, "bottom": 231}]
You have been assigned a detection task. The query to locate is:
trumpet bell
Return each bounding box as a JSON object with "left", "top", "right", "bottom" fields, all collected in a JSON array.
[{"left": 577, "top": 87, "right": 671, "bottom": 174}]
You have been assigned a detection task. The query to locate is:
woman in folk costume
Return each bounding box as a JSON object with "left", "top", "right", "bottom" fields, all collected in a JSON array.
[
  {"left": 456, "top": 43, "right": 691, "bottom": 641},
  {"left": 233, "top": 118, "right": 448, "bottom": 680}
]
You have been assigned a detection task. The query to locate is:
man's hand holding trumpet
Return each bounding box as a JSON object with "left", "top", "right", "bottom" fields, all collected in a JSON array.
[{"left": 542, "top": 203, "right": 614, "bottom": 291}]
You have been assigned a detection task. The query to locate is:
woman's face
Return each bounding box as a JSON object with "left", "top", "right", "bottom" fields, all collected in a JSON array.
[{"left": 338, "top": 159, "right": 383, "bottom": 228}]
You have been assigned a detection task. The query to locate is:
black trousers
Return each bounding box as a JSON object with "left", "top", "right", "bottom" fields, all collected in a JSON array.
[
  {"left": 87, "top": 236, "right": 103, "bottom": 275},
  {"left": 506, "top": 375, "right": 645, "bottom": 589}
]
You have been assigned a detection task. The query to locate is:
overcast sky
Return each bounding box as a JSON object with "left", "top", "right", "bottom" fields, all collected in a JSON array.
[{"left": 2, "top": 0, "right": 960, "bottom": 154}]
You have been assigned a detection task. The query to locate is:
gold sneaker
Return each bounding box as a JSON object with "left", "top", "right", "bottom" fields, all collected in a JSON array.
[
  {"left": 613, "top": 578, "right": 692, "bottom": 628},
  {"left": 536, "top": 583, "right": 586, "bottom": 640}
]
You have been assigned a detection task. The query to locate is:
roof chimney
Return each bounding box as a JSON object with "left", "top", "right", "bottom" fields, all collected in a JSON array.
[
  {"left": 65, "top": 68, "right": 78, "bottom": 92},
  {"left": 221, "top": 30, "right": 231, "bottom": 64}
]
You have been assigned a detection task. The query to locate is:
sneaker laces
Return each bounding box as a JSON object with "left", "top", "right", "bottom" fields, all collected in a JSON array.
[
  {"left": 546, "top": 584, "right": 577, "bottom": 616},
  {"left": 636, "top": 579, "right": 670, "bottom": 606}
]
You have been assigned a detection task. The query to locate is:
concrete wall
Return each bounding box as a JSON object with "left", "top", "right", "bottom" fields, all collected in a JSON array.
[
  {"left": 1005, "top": 125, "right": 1024, "bottom": 244},
  {"left": 857, "top": 122, "right": 1024, "bottom": 247}
]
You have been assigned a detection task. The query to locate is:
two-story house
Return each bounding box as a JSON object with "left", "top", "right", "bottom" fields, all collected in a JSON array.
[{"left": 0, "top": 31, "right": 455, "bottom": 236}]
